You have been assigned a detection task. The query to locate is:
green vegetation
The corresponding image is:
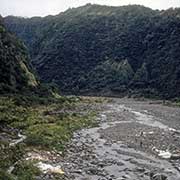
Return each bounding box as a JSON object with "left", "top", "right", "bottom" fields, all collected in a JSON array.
[
  {"left": 0, "top": 95, "right": 97, "bottom": 149},
  {"left": 85, "top": 59, "right": 134, "bottom": 93},
  {"left": 0, "top": 169, "right": 14, "bottom": 180},
  {"left": 0, "top": 25, "right": 5, "bottom": 33},
  {"left": 0, "top": 95, "right": 98, "bottom": 179},
  {"left": 0, "top": 14, "right": 99, "bottom": 179},
  {"left": 12, "top": 161, "right": 41, "bottom": 180},
  {"left": 0, "top": 16, "right": 38, "bottom": 94},
  {"left": 4, "top": 4, "right": 180, "bottom": 98},
  {"left": 130, "top": 63, "right": 148, "bottom": 89},
  {"left": 25, "top": 110, "right": 96, "bottom": 151}
]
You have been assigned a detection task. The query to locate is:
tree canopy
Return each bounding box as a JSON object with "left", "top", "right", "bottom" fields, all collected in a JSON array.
[{"left": 4, "top": 4, "right": 180, "bottom": 98}]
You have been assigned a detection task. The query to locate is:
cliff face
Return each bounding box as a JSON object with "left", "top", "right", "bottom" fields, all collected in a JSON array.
[
  {"left": 4, "top": 5, "right": 180, "bottom": 98},
  {"left": 0, "top": 16, "right": 38, "bottom": 93}
]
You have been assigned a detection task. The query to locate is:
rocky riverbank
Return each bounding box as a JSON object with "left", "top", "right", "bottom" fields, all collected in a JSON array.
[
  {"left": 2, "top": 97, "right": 180, "bottom": 179},
  {"left": 59, "top": 98, "right": 180, "bottom": 180}
]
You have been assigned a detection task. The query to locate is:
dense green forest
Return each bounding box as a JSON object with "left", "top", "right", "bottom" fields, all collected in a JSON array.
[
  {"left": 0, "top": 16, "right": 38, "bottom": 94},
  {"left": 4, "top": 4, "right": 180, "bottom": 98},
  {"left": 0, "top": 16, "right": 98, "bottom": 179}
]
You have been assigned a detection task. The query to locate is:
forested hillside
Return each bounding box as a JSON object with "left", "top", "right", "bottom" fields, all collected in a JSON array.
[
  {"left": 4, "top": 4, "right": 180, "bottom": 98},
  {"left": 0, "top": 16, "right": 38, "bottom": 93},
  {"left": 0, "top": 13, "right": 99, "bottom": 180}
]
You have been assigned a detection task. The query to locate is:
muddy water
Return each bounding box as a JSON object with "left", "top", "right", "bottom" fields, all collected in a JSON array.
[{"left": 62, "top": 98, "right": 180, "bottom": 180}]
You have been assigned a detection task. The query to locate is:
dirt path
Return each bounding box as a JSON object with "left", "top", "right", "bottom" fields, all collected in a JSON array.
[{"left": 55, "top": 98, "right": 180, "bottom": 179}]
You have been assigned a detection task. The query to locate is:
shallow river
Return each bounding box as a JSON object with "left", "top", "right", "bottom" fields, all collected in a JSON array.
[{"left": 58, "top": 98, "right": 180, "bottom": 179}]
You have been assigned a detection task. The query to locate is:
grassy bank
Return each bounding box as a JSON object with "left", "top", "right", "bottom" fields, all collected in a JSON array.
[{"left": 0, "top": 95, "right": 100, "bottom": 179}]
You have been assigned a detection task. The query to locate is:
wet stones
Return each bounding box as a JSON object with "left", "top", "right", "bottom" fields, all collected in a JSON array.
[
  {"left": 59, "top": 99, "right": 180, "bottom": 179},
  {"left": 171, "top": 153, "right": 180, "bottom": 160},
  {"left": 86, "top": 167, "right": 100, "bottom": 175},
  {"left": 70, "top": 169, "right": 83, "bottom": 174},
  {"left": 122, "top": 174, "right": 131, "bottom": 179},
  {"left": 150, "top": 173, "right": 168, "bottom": 180},
  {"left": 135, "top": 167, "right": 146, "bottom": 173}
]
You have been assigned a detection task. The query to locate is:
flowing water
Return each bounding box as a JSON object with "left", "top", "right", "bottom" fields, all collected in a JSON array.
[{"left": 62, "top": 98, "right": 180, "bottom": 180}]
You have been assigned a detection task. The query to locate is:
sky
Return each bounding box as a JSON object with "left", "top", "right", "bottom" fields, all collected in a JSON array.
[{"left": 0, "top": 0, "right": 180, "bottom": 17}]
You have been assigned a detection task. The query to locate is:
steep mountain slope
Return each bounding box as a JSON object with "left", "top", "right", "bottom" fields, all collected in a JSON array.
[
  {"left": 4, "top": 4, "right": 180, "bottom": 98},
  {"left": 0, "top": 16, "right": 38, "bottom": 93}
]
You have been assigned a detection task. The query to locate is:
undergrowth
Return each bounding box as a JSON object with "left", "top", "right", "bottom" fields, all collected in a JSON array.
[{"left": 0, "top": 94, "right": 99, "bottom": 179}]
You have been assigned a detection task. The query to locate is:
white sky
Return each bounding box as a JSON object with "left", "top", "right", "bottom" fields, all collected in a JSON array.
[{"left": 0, "top": 0, "right": 180, "bottom": 17}]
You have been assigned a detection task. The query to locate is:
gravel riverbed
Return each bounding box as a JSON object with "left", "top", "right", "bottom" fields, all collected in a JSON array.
[
  {"left": 32, "top": 98, "right": 180, "bottom": 180},
  {"left": 42, "top": 98, "right": 180, "bottom": 180}
]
